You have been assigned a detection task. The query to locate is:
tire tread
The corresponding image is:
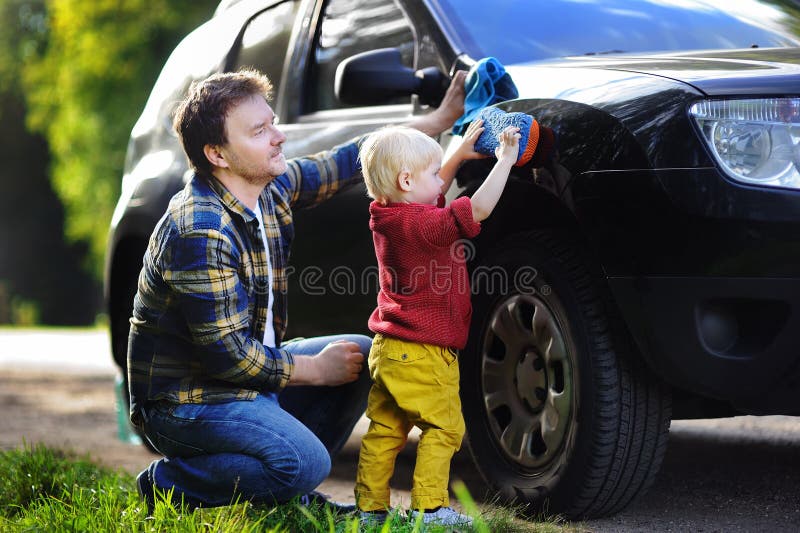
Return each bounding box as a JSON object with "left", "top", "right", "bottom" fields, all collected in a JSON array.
[{"left": 465, "top": 229, "right": 671, "bottom": 519}]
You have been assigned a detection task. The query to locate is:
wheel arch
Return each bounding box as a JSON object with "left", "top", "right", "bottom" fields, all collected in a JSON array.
[
  {"left": 460, "top": 94, "right": 670, "bottom": 382},
  {"left": 470, "top": 181, "right": 666, "bottom": 382}
]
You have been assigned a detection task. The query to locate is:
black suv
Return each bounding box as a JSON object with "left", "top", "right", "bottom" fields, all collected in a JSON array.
[{"left": 106, "top": 0, "right": 800, "bottom": 519}]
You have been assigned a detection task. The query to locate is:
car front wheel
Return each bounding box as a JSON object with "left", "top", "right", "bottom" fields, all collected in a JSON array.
[{"left": 461, "top": 230, "right": 671, "bottom": 519}]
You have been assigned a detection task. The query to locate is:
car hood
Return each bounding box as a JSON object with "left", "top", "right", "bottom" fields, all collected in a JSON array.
[{"left": 511, "top": 47, "right": 800, "bottom": 97}]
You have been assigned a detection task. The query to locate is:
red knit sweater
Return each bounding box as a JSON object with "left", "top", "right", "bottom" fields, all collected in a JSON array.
[{"left": 368, "top": 196, "right": 482, "bottom": 349}]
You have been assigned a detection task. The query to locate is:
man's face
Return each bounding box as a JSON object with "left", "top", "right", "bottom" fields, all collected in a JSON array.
[{"left": 218, "top": 95, "right": 287, "bottom": 184}]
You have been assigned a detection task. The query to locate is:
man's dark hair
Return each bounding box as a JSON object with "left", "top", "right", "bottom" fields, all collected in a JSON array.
[{"left": 173, "top": 68, "right": 273, "bottom": 175}]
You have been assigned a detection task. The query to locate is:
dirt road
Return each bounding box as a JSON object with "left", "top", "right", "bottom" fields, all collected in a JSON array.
[{"left": 2, "top": 328, "right": 799, "bottom": 531}]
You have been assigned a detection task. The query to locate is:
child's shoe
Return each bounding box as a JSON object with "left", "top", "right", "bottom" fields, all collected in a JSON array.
[
  {"left": 409, "top": 506, "right": 473, "bottom": 526},
  {"left": 358, "top": 509, "right": 390, "bottom": 525}
]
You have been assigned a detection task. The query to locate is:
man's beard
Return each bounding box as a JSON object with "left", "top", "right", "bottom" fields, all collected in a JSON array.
[{"left": 226, "top": 149, "right": 285, "bottom": 186}]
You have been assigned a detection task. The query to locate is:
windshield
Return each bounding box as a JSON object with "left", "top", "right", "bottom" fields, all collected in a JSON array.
[{"left": 429, "top": 0, "right": 800, "bottom": 65}]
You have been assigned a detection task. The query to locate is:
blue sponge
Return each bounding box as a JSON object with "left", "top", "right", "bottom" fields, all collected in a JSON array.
[
  {"left": 452, "top": 57, "right": 519, "bottom": 136},
  {"left": 473, "top": 106, "right": 540, "bottom": 167}
]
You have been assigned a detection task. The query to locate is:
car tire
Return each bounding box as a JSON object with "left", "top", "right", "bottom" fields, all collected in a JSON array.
[{"left": 461, "top": 229, "right": 671, "bottom": 519}]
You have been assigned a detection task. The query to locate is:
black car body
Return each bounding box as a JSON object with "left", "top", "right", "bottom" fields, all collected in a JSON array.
[{"left": 106, "top": 0, "right": 800, "bottom": 518}]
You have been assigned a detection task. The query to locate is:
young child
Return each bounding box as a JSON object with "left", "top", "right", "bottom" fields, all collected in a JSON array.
[{"left": 354, "top": 119, "right": 520, "bottom": 526}]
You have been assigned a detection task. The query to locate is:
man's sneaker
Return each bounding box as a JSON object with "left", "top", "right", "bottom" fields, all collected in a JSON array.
[
  {"left": 409, "top": 506, "right": 473, "bottom": 527},
  {"left": 135, "top": 471, "right": 155, "bottom": 516},
  {"left": 298, "top": 490, "right": 357, "bottom": 514},
  {"left": 136, "top": 470, "right": 199, "bottom": 515},
  {"left": 358, "top": 509, "right": 390, "bottom": 525}
]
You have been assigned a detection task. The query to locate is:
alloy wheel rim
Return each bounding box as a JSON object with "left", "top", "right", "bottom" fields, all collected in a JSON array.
[{"left": 481, "top": 293, "right": 574, "bottom": 468}]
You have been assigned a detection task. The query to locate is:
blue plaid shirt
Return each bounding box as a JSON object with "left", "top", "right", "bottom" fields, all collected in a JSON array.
[{"left": 128, "top": 139, "right": 362, "bottom": 424}]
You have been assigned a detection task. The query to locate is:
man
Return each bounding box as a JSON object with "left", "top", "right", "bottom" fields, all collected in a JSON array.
[{"left": 128, "top": 67, "right": 466, "bottom": 511}]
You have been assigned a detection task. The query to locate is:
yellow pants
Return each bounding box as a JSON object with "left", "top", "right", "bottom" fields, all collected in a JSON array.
[{"left": 354, "top": 334, "right": 465, "bottom": 511}]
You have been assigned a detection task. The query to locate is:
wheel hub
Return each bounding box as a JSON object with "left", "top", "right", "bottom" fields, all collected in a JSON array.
[
  {"left": 481, "top": 293, "right": 574, "bottom": 468},
  {"left": 517, "top": 349, "right": 547, "bottom": 412}
]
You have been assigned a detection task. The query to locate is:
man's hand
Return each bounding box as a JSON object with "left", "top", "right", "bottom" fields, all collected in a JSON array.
[
  {"left": 289, "top": 341, "right": 364, "bottom": 387},
  {"left": 407, "top": 70, "right": 467, "bottom": 137},
  {"left": 435, "top": 69, "right": 467, "bottom": 129}
]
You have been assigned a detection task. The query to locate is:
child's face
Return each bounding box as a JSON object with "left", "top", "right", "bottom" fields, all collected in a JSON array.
[{"left": 405, "top": 160, "right": 445, "bottom": 206}]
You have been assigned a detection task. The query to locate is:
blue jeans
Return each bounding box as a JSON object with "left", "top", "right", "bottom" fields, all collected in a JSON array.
[{"left": 139, "top": 334, "right": 372, "bottom": 507}]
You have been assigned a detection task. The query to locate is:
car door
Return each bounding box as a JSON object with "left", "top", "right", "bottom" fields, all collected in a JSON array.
[{"left": 274, "top": 0, "right": 421, "bottom": 337}]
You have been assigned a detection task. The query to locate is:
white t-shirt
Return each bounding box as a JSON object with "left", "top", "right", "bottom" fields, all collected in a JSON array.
[{"left": 252, "top": 203, "right": 276, "bottom": 348}]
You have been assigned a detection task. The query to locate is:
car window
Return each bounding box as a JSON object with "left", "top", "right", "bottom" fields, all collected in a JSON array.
[
  {"left": 230, "top": 1, "right": 300, "bottom": 97},
  {"left": 307, "top": 0, "right": 414, "bottom": 112}
]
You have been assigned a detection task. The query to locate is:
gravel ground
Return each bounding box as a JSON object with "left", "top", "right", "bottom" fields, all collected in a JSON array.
[{"left": 2, "top": 328, "right": 799, "bottom": 532}]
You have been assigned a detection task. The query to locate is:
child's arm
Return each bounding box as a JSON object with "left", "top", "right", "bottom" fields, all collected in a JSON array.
[
  {"left": 440, "top": 119, "right": 488, "bottom": 194},
  {"left": 470, "top": 126, "right": 521, "bottom": 222}
]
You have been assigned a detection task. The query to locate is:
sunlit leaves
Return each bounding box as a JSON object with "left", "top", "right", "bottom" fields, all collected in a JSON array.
[{"left": 18, "top": 0, "right": 217, "bottom": 277}]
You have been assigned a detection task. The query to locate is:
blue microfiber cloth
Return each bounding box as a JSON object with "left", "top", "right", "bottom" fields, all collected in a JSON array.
[
  {"left": 474, "top": 106, "right": 540, "bottom": 167},
  {"left": 452, "top": 57, "right": 519, "bottom": 136}
]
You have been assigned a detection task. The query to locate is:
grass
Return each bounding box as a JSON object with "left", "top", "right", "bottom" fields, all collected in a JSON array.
[{"left": 0, "top": 444, "right": 584, "bottom": 532}]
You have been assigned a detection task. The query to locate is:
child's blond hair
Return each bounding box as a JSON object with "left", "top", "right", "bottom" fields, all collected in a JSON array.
[{"left": 359, "top": 126, "right": 443, "bottom": 203}]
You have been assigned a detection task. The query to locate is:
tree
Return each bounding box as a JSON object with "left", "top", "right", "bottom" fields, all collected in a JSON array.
[
  {"left": 0, "top": 0, "right": 100, "bottom": 325},
  {"left": 0, "top": 0, "right": 217, "bottom": 324},
  {"left": 23, "top": 0, "right": 217, "bottom": 279}
]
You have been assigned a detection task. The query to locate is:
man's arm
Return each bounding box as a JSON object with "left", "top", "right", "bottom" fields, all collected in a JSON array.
[
  {"left": 164, "top": 228, "right": 296, "bottom": 392},
  {"left": 272, "top": 71, "right": 467, "bottom": 209},
  {"left": 288, "top": 341, "right": 364, "bottom": 386},
  {"left": 164, "top": 228, "right": 364, "bottom": 389},
  {"left": 406, "top": 70, "right": 467, "bottom": 137},
  {"left": 272, "top": 140, "right": 362, "bottom": 210}
]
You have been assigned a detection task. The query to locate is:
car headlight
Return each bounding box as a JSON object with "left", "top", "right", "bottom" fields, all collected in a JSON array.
[{"left": 690, "top": 98, "right": 800, "bottom": 189}]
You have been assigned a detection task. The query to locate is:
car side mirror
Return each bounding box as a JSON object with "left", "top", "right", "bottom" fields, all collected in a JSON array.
[{"left": 335, "top": 48, "right": 448, "bottom": 107}]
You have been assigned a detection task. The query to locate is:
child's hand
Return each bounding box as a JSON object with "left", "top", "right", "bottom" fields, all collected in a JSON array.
[
  {"left": 495, "top": 126, "right": 521, "bottom": 163},
  {"left": 455, "top": 119, "right": 490, "bottom": 161}
]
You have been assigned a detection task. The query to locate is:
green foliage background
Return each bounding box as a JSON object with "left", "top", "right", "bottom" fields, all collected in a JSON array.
[
  {"left": 0, "top": 0, "right": 217, "bottom": 324},
  {"left": 25, "top": 0, "right": 218, "bottom": 277}
]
